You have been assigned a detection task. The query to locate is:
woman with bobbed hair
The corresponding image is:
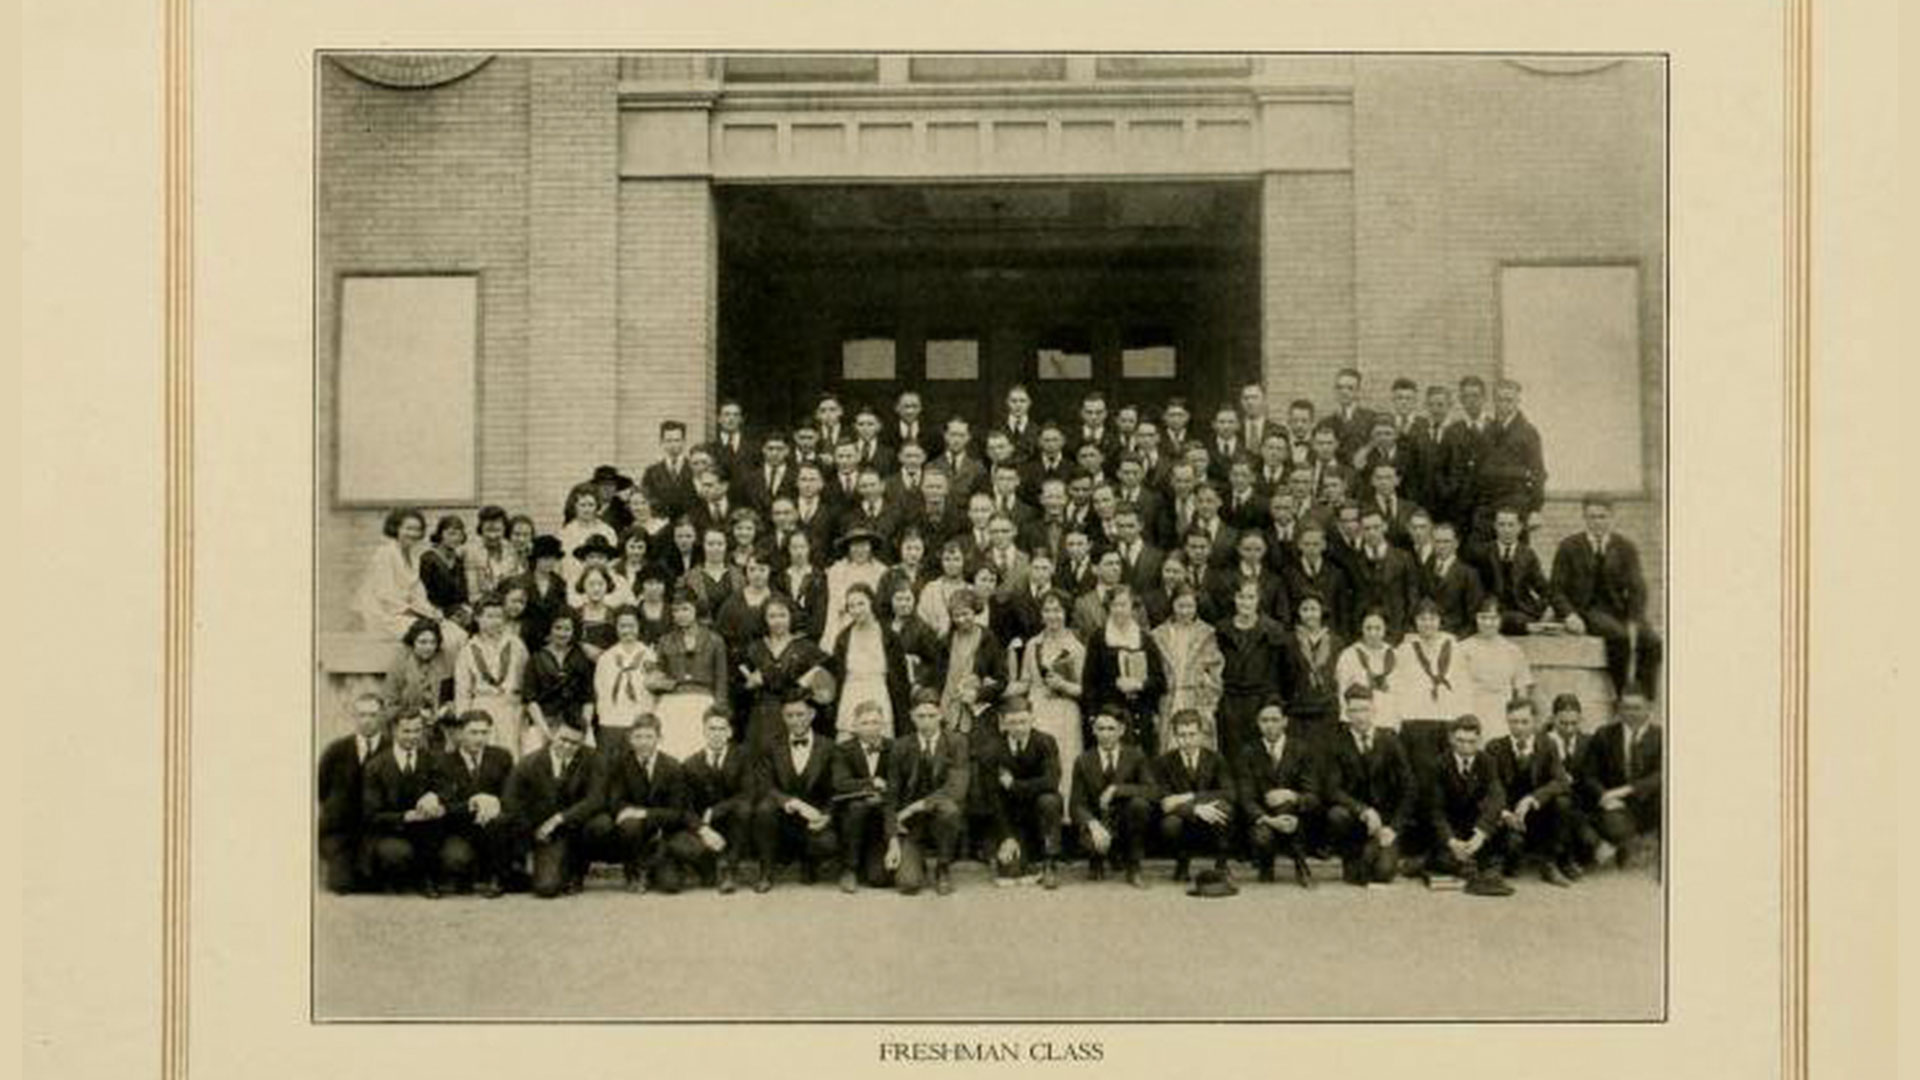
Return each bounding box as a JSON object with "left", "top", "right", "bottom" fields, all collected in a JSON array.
[
  {"left": 384, "top": 616, "right": 455, "bottom": 733},
  {"left": 354, "top": 507, "right": 468, "bottom": 651}
]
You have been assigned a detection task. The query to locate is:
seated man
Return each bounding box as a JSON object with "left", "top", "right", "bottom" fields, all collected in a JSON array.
[
  {"left": 317, "top": 691, "right": 387, "bottom": 894},
  {"left": 1426, "top": 714, "right": 1515, "bottom": 896},
  {"left": 1235, "top": 698, "right": 1322, "bottom": 887},
  {"left": 883, "top": 688, "right": 971, "bottom": 896},
  {"left": 1550, "top": 495, "right": 1662, "bottom": 699},
  {"left": 433, "top": 710, "right": 515, "bottom": 897},
  {"left": 1068, "top": 709, "right": 1158, "bottom": 887},
  {"left": 359, "top": 710, "right": 447, "bottom": 897},
  {"left": 975, "top": 695, "right": 1065, "bottom": 889},
  {"left": 749, "top": 689, "right": 840, "bottom": 892},
  {"left": 597, "top": 714, "right": 702, "bottom": 894},
  {"left": 682, "top": 706, "right": 756, "bottom": 894},
  {"left": 1484, "top": 697, "right": 1575, "bottom": 887},
  {"left": 502, "top": 717, "right": 601, "bottom": 898},
  {"left": 1583, "top": 690, "right": 1663, "bottom": 871},
  {"left": 1154, "top": 708, "right": 1238, "bottom": 882},
  {"left": 831, "top": 699, "right": 895, "bottom": 892},
  {"left": 1324, "top": 685, "right": 1416, "bottom": 885},
  {"left": 1476, "top": 505, "right": 1551, "bottom": 634}
]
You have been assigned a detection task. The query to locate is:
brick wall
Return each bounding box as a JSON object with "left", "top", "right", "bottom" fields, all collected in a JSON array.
[
  {"left": 316, "top": 57, "right": 532, "bottom": 632},
  {"left": 616, "top": 180, "right": 716, "bottom": 464},
  {"left": 1260, "top": 171, "right": 1357, "bottom": 404},
  {"left": 1348, "top": 56, "right": 1666, "bottom": 625},
  {"left": 526, "top": 57, "right": 620, "bottom": 512}
]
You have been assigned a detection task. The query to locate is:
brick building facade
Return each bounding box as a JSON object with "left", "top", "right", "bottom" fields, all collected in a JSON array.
[{"left": 317, "top": 53, "right": 1665, "bottom": 633}]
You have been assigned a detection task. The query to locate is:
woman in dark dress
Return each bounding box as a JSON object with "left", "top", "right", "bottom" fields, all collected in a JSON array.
[
  {"left": 1214, "top": 578, "right": 1291, "bottom": 760},
  {"left": 571, "top": 565, "right": 621, "bottom": 660},
  {"left": 713, "top": 550, "right": 777, "bottom": 724},
  {"left": 1280, "top": 591, "right": 1345, "bottom": 749},
  {"left": 1080, "top": 585, "right": 1168, "bottom": 754},
  {"left": 882, "top": 580, "right": 941, "bottom": 695},
  {"left": 740, "top": 594, "right": 831, "bottom": 749},
  {"left": 874, "top": 527, "right": 931, "bottom": 621},
  {"left": 523, "top": 610, "right": 596, "bottom": 747},
  {"left": 777, "top": 530, "right": 829, "bottom": 643},
  {"left": 419, "top": 514, "right": 473, "bottom": 632},
  {"left": 628, "top": 567, "right": 675, "bottom": 645},
  {"left": 682, "top": 526, "right": 736, "bottom": 622}
]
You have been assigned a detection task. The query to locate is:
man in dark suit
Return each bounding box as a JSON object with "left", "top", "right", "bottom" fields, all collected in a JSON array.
[
  {"left": 1545, "top": 692, "right": 1600, "bottom": 873},
  {"left": 994, "top": 384, "right": 1040, "bottom": 462},
  {"left": 1106, "top": 506, "right": 1163, "bottom": 596},
  {"left": 976, "top": 696, "right": 1065, "bottom": 889},
  {"left": 984, "top": 462, "right": 1038, "bottom": 532},
  {"left": 1325, "top": 367, "right": 1378, "bottom": 462},
  {"left": 640, "top": 420, "right": 700, "bottom": 522},
  {"left": 1350, "top": 508, "right": 1421, "bottom": 640},
  {"left": 790, "top": 463, "right": 837, "bottom": 556},
  {"left": 839, "top": 468, "right": 904, "bottom": 556},
  {"left": 999, "top": 550, "right": 1059, "bottom": 648},
  {"left": 1112, "top": 455, "right": 1165, "bottom": 542},
  {"left": 1421, "top": 522, "right": 1485, "bottom": 635},
  {"left": 360, "top": 712, "right": 447, "bottom": 897},
  {"left": 933, "top": 417, "right": 987, "bottom": 501},
  {"left": 888, "top": 389, "right": 938, "bottom": 460},
  {"left": 1484, "top": 697, "right": 1575, "bottom": 886},
  {"left": 686, "top": 469, "right": 739, "bottom": 540},
  {"left": 1403, "top": 383, "right": 1454, "bottom": 513},
  {"left": 1582, "top": 691, "right": 1662, "bottom": 870},
  {"left": 1323, "top": 686, "right": 1416, "bottom": 885},
  {"left": 1550, "top": 495, "right": 1662, "bottom": 698},
  {"left": 708, "top": 399, "right": 757, "bottom": 483},
  {"left": 751, "top": 691, "right": 840, "bottom": 892},
  {"left": 884, "top": 689, "right": 971, "bottom": 896},
  {"left": 1221, "top": 458, "right": 1271, "bottom": 533},
  {"left": 1203, "top": 405, "right": 1248, "bottom": 485},
  {"left": 503, "top": 717, "right": 601, "bottom": 898},
  {"left": 1237, "top": 701, "right": 1322, "bottom": 887},
  {"left": 1070, "top": 391, "right": 1123, "bottom": 464},
  {"left": 885, "top": 441, "right": 932, "bottom": 507},
  {"left": 683, "top": 708, "right": 757, "bottom": 894},
  {"left": 1476, "top": 506, "right": 1552, "bottom": 634},
  {"left": 824, "top": 439, "right": 865, "bottom": 512},
  {"left": 831, "top": 700, "right": 895, "bottom": 891},
  {"left": 849, "top": 408, "right": 897, "bottom": 477},
  {"left": 1426, "top": 715, "right": 1515, "bottom": 896},
  {"left": 736, "top": 431, "right": 797, "bottom": 515},
  {"left": 598, "top": 714, "right": 703, "bottom": 893},
  {"left": 1154, "top": 709, "right": 1239, "bottom": 882},
  {"left": 1361, "top": 461, "right": 1423, "bottom": 552},
  {"left": 1020, "top": 425, "right": 1075, "bottom": 505},
  {"left": 1470, "top": 379, "right": 1546, "bottom": 545},
  {"left": 1204, "top": 529, "right": 1290, "bottom": 627},
  {"left": 1069, "top": 709, "right": 1158, "bottom": 887},
  {"left": 901, "top": 469, "right": 968, "bottom": 552},
  {"left": 1436, "top": 376, "right": 1491, "bottom": 530},
  {"left": 317, "top": 692, "right": 387, "bottom": 894},
  {"left": 1280, "top": 524, "right": 1355, "bottom": 639},
  {"left": 433, "top": 710, "right": 515, "bottom": 897}
]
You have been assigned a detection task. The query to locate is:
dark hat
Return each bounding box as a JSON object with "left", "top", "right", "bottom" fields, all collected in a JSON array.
[
  {"left": 1186, "top": 868, "right": 1240, "bottom": 899},
  {"left": 836, "top": 525, "right": 882, "bottom": 553},
  {"left": 531, "top": 534, "right": 564, "bottom": 561},
  {"left": 591, "top": 464, "right": 633, "bottom": 488},
  {"left": 572, "top": 534, "right": 620, "bottom": 561}
]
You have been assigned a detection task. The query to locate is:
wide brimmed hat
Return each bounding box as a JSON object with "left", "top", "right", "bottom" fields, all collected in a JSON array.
[
  {"left": 836, "top": 526, "right": 882, "bottom": 552},
  {"left": 1185, "top": 868, "right": 1240, "bottom": 899},
  {"left": 530, "top": 535, "right": 564, "bottom": 561},
  {"left": 572, "top": 534, "right": 620, "bottom": 560}
]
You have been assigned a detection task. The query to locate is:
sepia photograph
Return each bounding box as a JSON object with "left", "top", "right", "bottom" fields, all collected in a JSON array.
[{"left": 311, "top": 50, "right": 1668, "bottom": 1022}]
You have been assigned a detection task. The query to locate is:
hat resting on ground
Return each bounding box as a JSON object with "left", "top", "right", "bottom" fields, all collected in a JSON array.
[{"left": 1186, "top": 868, "right": 1240, "bottom": 899}]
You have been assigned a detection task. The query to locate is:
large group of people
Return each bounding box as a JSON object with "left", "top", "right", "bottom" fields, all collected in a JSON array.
[{"left": 323, "top": 371, "right": 1664, "bottom": 901}]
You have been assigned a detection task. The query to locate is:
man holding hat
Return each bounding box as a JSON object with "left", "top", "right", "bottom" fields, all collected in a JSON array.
[
  {"left": 831, "top": 699, "right": 896, "bottom": 892},
  {"left": 883, "top": 688, "right": 971, "bottom": 896},
  {"left": 975, "top": 694, "right": 1065, "bottom": 889}
]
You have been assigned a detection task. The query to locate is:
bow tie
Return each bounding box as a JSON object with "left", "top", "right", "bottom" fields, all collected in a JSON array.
[{"left": 790, "top": 738, "right": 811, "bottom": 749}]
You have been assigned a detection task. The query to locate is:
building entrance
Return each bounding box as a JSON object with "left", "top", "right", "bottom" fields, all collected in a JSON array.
[{"left": 717, "top": 181, "right": 1261, "bottom": 441}]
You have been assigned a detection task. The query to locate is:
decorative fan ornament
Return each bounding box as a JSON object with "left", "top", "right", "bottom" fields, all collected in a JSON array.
[
  {"left": 1503, "top": 57, "right": 1628, "bottom": 77},
  {"left": 329, "top": 53, "right": 494, "bottom": 90}
]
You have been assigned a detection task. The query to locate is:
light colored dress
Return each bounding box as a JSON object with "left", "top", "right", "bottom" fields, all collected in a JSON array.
[
  {"left": 1021, "top": 630, "right": 1086, "bottom": 801},
  {"left": 834, "top": 620, "right": 893, "bottom": 737},
  {"left": 1150, "top": 618, "right": 1225, "bottom": 750},
  {"left": 593, "top": 640, "right": 659, "bottom": 752},
  {"left": 1335, "top": 641, "right": 1404, "bottom": 730},
  {"left": 821, "top": 558, "right": 888, "bottom": 646},
  {"left": 1457, "top": 632, "right": 1535, "bottom": 741},
  {"left": 1391, "top": 633, "right": 1469, "bottom": 723},
  {"left": 916, "top": 576, "right": 972, "bottom": 640},
  {"left": 354, "top": 539, "right": 469, "bottom": 651},
  {"left": 453, "top": 631, "right": 530, "bottom": 753}
]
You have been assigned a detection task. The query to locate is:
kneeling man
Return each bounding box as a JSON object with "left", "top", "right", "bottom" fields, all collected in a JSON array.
[
  {"left": 599, "top": 714, "right": 702, "bottom": 893},
  {"left": 1426, "top": 714, "right": 1514, "bottom": 896},
  {"left": 1069, "top": 709, "right": 1158, "bottom": 887},
  {"left": 1324, "top": 686, "right": 1415, "bottom": 885},
  {"left": 1236, "top": 698, "right": 1322, "bottom": 887},
  {"left": 1154, "top": 708, "right": 1238, "bottom": 882},
  {"left": 883, "top": 688, "right": 971, "bottom": 896},
  {"left": 434, "top": 710, "right": 514, "bottom": 897},
  {"left": 831, "top": 699, "right": 895, "bottom": 891},
  {"left": 976, "top": 694, "right": 1065, "bottom": 889}
]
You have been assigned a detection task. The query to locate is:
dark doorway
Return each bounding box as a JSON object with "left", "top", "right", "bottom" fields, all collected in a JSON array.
[{"left": 717, "top": 182, "right": 1261, "bottom": 439}]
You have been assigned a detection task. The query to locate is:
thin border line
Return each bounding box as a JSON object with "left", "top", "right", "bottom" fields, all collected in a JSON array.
[
  {"left": 1781, "top": 3, "right": 1812, "bottom": 1080},
  {"left": 307, "top": 50, "right": 1673, "bottom": 1027},
  {"left": 163, "top": 0, "right": 194, "bottom": 1077}
]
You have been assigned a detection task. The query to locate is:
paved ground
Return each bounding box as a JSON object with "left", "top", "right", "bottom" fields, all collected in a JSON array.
[{"left": 314, "top": 859, "right": 1664, "bottom": 1022}]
